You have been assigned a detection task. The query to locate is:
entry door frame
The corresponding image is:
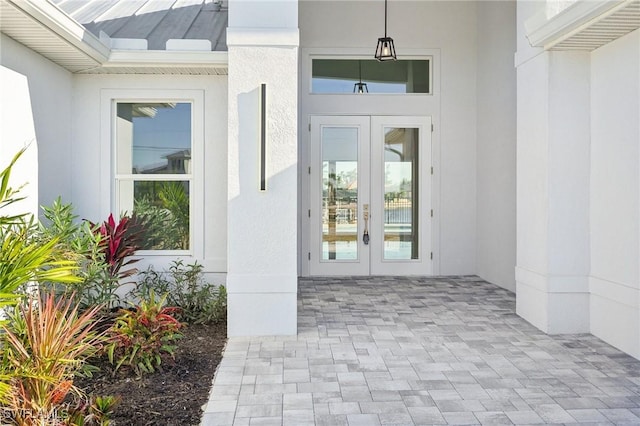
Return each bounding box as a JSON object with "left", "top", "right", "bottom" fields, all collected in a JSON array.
[{"left": 308, "top": 115, "right": 433, "bottom": 276}]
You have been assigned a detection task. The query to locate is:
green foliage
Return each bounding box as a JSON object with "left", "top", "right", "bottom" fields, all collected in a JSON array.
[
  {"left": 105, "top": 291, "right": 182, "bottom": 376},
  {"left": 66, "top": 395, "right": 119, "bottom": 426},
  {"left": 0, "top": 291, "right": 105, "bottom": 425},
  {"left": 134, "top": 182, "right": 189, "bottom": 250},
  {"left": 158, "top": 182, "right": 189, "bottom": 249},
  {"left": 134, "top": 196, "right": 180, "bottom": 250},
  {"left": 39, "top": 200, "right": 144, "bottom": 310},
  {"left": 0, "top": 150, "right": 80, "bottom": 311},
  {"left": 131, "top": 260, "right": 227, "bottom": 325},
  {"left": 39, "top": 198, "right": 114, "bottom": 309}
]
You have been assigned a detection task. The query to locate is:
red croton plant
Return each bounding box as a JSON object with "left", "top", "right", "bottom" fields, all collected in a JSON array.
[{"left": 94, "top": 213, "right": 143, "bottom": 281}]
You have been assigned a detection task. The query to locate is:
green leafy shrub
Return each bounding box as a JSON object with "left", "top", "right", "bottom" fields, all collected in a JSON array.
[
  {"left": 0, "top": 150, "right": 80, "bottom": 312},
  {"left": 40, "top": 200, "right": 143, "bottom": 310},
  {"left": 0, "top": 291, "right": 105, "bottom": 425},
  {"left": 105, "top": 291, "right": 182, "bottom": 376},
  {"left": 131, "top": 260, "right": 227, "bottom": 325},
  {"left": 66, "top": 395, "right": 120, "bottom": 426}
]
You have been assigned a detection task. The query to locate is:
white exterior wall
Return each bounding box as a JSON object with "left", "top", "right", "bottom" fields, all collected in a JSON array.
[
  {"left": 476, "top": 1, "right": 517, "bottom": 291},
  {"left": 0, "top": 33, "right": 73, "bottom": 210},
  {"left": 72, "top": 74, "right": 228, "bottom": 279},
  {"left": 516, "top": 1, "right": 640, "bottom": 360},
  {"left": 299, "top": 1, "right": 486, "bottom": 276},
  {"left": 516, "top": 0, "right": 591, "bottom": 334},
  {"left": 590, "top": 29, "right": 640, "bottom": 358}
]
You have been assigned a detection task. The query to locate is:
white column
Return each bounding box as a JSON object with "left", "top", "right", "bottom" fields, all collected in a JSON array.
[
  {"left": 226, "top": 0, "right": 299, "bottom": 336},
  {"left": 515, "top": 50, "right": 591, "bottom": 334}
]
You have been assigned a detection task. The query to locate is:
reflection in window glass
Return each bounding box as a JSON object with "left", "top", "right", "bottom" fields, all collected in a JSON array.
[
  {"left": 312, "top": 59, "right": 430, "bottom": 94},
  {"left": 322, "top": 127, "right": 359, "bottom": 260},
  {"left": 116, "top": 103, "right": 191, "bottom": 174},
  {"left": 133, "top": 181, "right": 190, "bottom": 251},
  {"left": 115, "top": 102, "right": 192, "bottom": 251},
  {"left": 384, "top": 128, "right": 419, "bottom": 260}
]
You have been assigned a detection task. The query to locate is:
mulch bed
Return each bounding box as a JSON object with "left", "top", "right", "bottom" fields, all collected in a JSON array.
[{"left": 77, "top": 322, "right": 227, "bottom": 426}]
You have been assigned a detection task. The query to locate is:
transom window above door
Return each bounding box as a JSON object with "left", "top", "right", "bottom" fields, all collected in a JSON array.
[{"left": 311, "top": 59, "right": 431, "bottom": 94}]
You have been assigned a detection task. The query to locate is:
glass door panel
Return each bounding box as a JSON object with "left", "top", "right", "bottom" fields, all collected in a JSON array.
[
  {"left": 370, "top": 116, "right": 432, "bottom": 276},
  {"left": 309, "top": 116, "right": 370, "bottom": 276},
  {"left": 310, "top": 116, "right": 430, "bottom": 276},
  {"left": 322, "top": 127, "right": 358, "bottom": 260},
  {"left": 383, "top": 128, "right": 419, "bottom": 260}
]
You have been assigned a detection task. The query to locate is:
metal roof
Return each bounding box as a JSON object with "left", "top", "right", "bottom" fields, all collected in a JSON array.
[
  {"left": 50, "top": 0, "right": 228, "bottom": 51},
  {"left": 0, "top": 0, "right": 228, "bottom": 74}
]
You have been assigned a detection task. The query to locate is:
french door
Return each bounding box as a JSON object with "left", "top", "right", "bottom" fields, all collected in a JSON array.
[{"left": 309, "top": 116, "right": 432, "bottom": 275}]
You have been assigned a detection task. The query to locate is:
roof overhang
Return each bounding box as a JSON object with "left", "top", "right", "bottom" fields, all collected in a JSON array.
[
  {"left": 0, "top": 0, "right": 228, "bottom": 75},
  {"left": 79, "top": 50, "right": 229, "bottom": 75},
  {"left": 526, "top": 0, "right": 640, "bottom": 51}
]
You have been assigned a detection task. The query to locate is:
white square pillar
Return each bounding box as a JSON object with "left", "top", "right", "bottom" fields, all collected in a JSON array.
[
  {"left": 515, "top": 50, "right": 591, "bottom": 334},
  {"left": 226, "top": 1, "right": 299, "bottom": 336}
]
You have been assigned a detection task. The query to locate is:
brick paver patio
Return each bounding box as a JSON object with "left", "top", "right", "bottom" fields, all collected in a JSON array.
[{"left": 202, "top": 276, "right": 640, "bottom": 425}]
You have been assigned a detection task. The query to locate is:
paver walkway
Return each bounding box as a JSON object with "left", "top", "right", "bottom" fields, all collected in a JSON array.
[{"left": 202, "top": 276, "right": 640, "bottom": 425}]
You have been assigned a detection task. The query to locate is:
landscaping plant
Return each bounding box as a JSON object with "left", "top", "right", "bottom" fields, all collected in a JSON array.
[
  {"left": 105, "top": 290, "right": 182, "bottom": 376},
  {"left": 38, "top": 198, "right": 112, "bottom": 309},
  {"left": 0, "top": 149, "right": 80, "bottom": 311},
  {"left": 92, "top": 213, "right": 142, "bottom": 283},
  {"left": 38, "top": 200, "right": 144, "bottom": 311},
  {"left": 131, "top": 260, "right": 227, "bottom": 325},
  {"left": 0, "top": 291, "right": 106, "bottom": 425}
]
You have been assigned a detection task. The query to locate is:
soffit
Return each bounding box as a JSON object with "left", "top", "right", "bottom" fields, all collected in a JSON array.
[
  {"left": 527, "top": 0, "right": 640, "bottom": 51},
  {"left": 0, "top": 0, "right": 105, "bottom": 72},
  {"left": 554, "top": 0, "right": 640, "bottom": 50}
]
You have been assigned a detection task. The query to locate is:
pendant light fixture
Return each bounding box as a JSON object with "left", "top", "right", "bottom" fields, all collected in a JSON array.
[
  {"left": 374, "top": 0, "right": 397, "bottom": 61},
  {"left": 353, "top": 60, "right": 368, "bottom": 94}
]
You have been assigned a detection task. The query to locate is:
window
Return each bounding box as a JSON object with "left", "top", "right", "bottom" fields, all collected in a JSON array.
[
  {"left": 312, "top": 59, "right": 430, "bottom": 94},
  {"left": 115, "top": 102, "right": 192, "bottom": 252}
]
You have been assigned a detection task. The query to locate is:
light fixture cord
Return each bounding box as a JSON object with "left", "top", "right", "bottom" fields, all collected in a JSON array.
[
  {"left": 359, "top": 60, "right": 362, "bottom": 83},
  {"left": 384, "top": 0, "right": 388, "bottom": 37}
]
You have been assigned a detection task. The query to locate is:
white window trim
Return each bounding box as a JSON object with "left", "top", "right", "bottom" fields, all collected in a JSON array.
[
  {"left": 101, "top": 89, "right": 205, "bottom": 262},
  {"left": 305, "top": 49, "right": 434, "bottom": 96}
]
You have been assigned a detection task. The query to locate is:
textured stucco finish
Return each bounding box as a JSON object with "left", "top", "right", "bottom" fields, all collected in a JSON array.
[{"left": 226, "top": 24, "right": 299, "bottom": 336}]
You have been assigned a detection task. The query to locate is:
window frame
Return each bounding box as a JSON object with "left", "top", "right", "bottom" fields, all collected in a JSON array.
[
  {"left": 104, "top": 89, "right": 205, "bottom": 259},
  {"left": 309, "top": 55, "right": 433, "bottom": 96}
]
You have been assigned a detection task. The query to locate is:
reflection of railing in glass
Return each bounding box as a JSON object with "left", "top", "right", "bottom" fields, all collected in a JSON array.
[{"left": 384, "top": 198, "right": 412, "bottom": 224}]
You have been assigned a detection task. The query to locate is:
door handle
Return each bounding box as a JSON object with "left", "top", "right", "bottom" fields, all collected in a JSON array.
[{"left": 363, "top": 204, "right": 370, "bottom": 245}]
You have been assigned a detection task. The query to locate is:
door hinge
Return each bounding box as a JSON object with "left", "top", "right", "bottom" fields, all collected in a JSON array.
[
  {"left": 309, "top": 123, "right": 311, "bottom": 132},
  {"left": 430, "top": 209, "right": 433, "bottom": 217},
  {"left": 431, "top": 123, "right": 434, "bottom": 132},
  {"left": 308, "top": 209, "right": 311, "bottom": 218},
  {"left": 308, "top": 166, "right": 311, "bottom": 174},
  {"left": 430, "top": 166, "right": 434, "bottom": 175},
  {"left": 430, "top": 252, "right": 433, "bottom": 260},
  {"left": 308, "top": 252, "right": 311, "bottom": 260}
]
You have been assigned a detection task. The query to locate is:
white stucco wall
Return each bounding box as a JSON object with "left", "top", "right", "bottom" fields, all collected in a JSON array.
[
  {"left": 72, "top": 74, "right": 228, "bottom": 278},
  {"left": 0, "top": 33, "right": 73, "bottom": 209},
  {"left": 299, "top": 0, "right": 489, "bottom": 276},
  {"left": 0, "top": 65, "right": 38, "bottom": 218},
  {"left": 515, "top": 0, "right": 591, "bottom": 334},
  {"left": 476, "top": 1, "right": 517, "bottom": 291},
  {"left": 590, "top": 29, "right": 640, "bottom": 358}
]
